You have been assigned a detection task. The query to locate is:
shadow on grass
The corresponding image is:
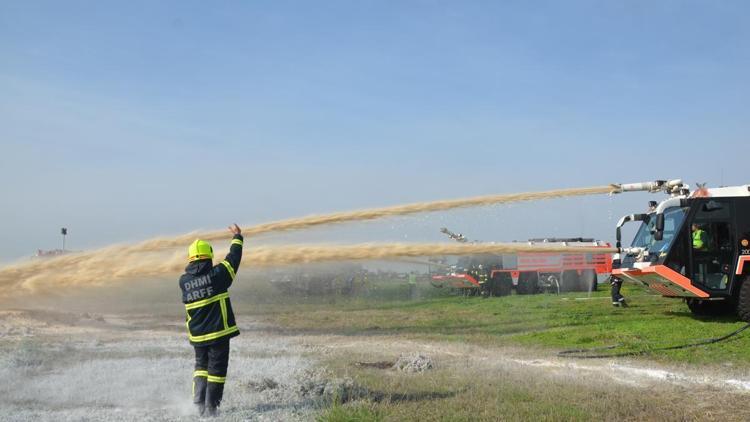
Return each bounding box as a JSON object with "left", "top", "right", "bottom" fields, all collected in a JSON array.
[
  {"left": 262, "top": 321, "right": 556, "bottom": 338},
  {"left": 368, "top": 387, "right": 467, "bottom": 403},
  {"left": 665, "top": 310, "right": 743, "bottom": 324}
]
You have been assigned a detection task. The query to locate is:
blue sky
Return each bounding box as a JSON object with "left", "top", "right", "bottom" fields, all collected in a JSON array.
[{"left": 1, "top": 1, "right": 748, "bottom": 262}]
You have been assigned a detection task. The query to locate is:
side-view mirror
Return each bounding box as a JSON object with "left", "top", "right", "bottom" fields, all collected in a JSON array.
[{"left": 654, "top": 214, "right": 665, "bottom": 241}]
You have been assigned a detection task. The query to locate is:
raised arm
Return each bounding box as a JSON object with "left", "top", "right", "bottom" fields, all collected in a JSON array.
[{"left": 218, "top": 224, "right": 243, "bottom": 287}]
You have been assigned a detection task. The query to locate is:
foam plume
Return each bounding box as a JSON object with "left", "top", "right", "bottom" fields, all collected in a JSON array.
[
  {"left": 0, "top": 243, "right": 616, "bottom": 297},
  {"left": 0, "top": 185, "right": 617, "bottom": 297},
  {"left": 156, "top": 185, "right": 616, "bottom": 247}
]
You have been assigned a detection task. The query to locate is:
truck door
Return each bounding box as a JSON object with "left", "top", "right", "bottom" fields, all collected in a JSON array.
[{"left": 689, "top": 200, "right": 735, "bottom": 292}]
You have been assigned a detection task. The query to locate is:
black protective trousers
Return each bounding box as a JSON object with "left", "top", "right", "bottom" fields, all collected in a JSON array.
[
  {"left": 193, "top": 338, "right": 230, "bottom": 410},
  {"left": 611, "top": 276, "right": 625, "bottom": 303}
]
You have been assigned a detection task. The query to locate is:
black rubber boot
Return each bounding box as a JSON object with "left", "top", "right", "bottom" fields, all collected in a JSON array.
[
  {"left": 206, "top": 381, "right": 225, "bottom": 415},
  {"left": 193, "top": 376, "right": 207, "bottom": 403},
  {"left": 205, "top": 406, "right": 220, "bottom": 417}
]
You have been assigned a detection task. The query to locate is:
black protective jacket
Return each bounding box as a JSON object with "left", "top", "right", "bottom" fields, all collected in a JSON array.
[{"left": 179, "top": 234, "right": 243, "bottom": 346}]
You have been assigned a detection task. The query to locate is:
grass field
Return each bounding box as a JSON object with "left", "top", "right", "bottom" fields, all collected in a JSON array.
[
  {"left": 251, "top": 281, "right": 750, "bottom": 421},
  {"left": 9, "top": 277, "right": 750, "bottom": 421},
  {"left": 261, "top": 282, "right": 750, "bottom": 367}
]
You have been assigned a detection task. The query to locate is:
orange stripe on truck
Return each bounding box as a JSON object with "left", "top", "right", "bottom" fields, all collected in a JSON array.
[
  {"left": 615, "top": 265, "right": 710, "bottom": 298},
  {"left": 737, "top": 256, "right": 750, "bottom": 275}
]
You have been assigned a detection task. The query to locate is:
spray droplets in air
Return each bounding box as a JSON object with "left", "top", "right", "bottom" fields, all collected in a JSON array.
[{"left": 0, "top": 185, "right": 618, "bottom": 297}]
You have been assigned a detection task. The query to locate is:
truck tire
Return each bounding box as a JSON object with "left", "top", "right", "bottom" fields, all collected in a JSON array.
[
  {"left": 491, "top": 273, "right": 513, "bottom": 296},
  {"left": 737, "top": 277, "right": 750, "bottom": 321},
  {"left": 581, "top": 269, "right": 598, "bottom": 292},
  {"left": 687, "top": 298, "right": 735, "bottom": 317},
  {"left": 561, "top": 270, "right": 581, "bottom": 292},
  {"left": 517, "top": 272, "right": 538, "bottom": 295}
]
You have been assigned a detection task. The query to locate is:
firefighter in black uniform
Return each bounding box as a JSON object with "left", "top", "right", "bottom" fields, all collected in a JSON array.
[
  {"left": 180, "top": 224, "right": 243, "bottom": 417},
  {"left": 477, "top": 264, "right": 489, "bottom": 297},
  {"left": 610, "top": 275, "right": 627, "bottom": 307}
]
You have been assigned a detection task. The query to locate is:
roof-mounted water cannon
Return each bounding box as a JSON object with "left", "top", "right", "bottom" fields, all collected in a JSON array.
[
  {"left": 440, "top": 227, "right": 469, "bottom": 243},
  {"left": 611, "top": 179, "right": 690, "bottom": 253},
  {"left": 610, "top": 179, "right": 685, "bottom": 195},
  {"left": 665, "top": 180, "right": 690, "bottom": 196}
]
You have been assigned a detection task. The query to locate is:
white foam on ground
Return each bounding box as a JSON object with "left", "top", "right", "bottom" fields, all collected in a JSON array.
[
  {"left": 0, "top": 315, "right": 320, "bottom": 421},
  {"left": 505, "top": 357, "right": 750, "bottom": 391}
]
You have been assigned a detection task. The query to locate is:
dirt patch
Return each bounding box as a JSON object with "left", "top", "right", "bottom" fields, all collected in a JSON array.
[
  {"left": 243, "top": 377, "right": 280, "bottom": 392},
  {"left": 292, "top": 333, "right": 750, "bottom": 420},
  {"left": 295, "top": 333, "right": 750, "bottom": 393},
  {"left": 300, "top": 376, "right": 370, "bottom": 404},
  {"left": 354, "top": 360, "right": 395, "bottom": 369}
]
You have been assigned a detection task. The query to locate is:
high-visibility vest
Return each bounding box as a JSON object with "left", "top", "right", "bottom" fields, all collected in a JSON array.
[
  {"left": 692, "top": 229, "right": 707, "bottom": 250},
  {"left": 408, "top": 274, "right": 417, "bottom": 285}
]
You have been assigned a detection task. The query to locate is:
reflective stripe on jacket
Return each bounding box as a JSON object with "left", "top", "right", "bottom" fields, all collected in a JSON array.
[{"left": 180, "top": 234, "right": 243, "bottom": 346}]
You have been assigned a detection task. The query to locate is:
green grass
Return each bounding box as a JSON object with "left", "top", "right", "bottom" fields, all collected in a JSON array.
[
  {"left": 313, "top": 367, "right": 596, "bottom": 421},
  {"left": 255, "top": 282, "right": 750, "bottom": 421},
  {"left": 310, "top": 343, "right": 746, "bottom": 422},
  {"left": 317, "top": 400, "right": 384, "bottom": 422},
  {"left": 264, "top": 283, "right": 750, "bottom": 366}
]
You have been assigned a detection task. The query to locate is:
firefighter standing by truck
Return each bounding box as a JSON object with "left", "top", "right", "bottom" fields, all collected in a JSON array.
[
  {"left": 180, "top": 224, "right": 243, "bottom": 417},
  {"left": 610, "top": 257, "right": 627, "bottom": 307},
  {"left": 610, "top": 275, "right": 627, "bottom": 307},
  {"left": 476, "top": 264, "right": 489, "bottom": 297},
  {"left": 408, "top": 272, "right": 417, "bottom": 300}
]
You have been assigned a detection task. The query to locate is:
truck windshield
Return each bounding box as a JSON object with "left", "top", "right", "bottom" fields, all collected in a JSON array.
[{"left": 631, "top": 207, "right": 687, "bottom": 252}]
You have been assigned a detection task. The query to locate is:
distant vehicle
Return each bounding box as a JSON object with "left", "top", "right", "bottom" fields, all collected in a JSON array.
[{"left": 431, "top": 230, "right": 612, "bottom": 296}]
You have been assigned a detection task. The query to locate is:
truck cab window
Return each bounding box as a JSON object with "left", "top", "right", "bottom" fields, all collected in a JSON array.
[{"left": 691, "top": 200, "right": 734, "bottom": 291}]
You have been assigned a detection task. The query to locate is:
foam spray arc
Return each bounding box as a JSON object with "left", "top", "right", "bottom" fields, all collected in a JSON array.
[
  {"left": 244, "top": 243, "right": 618, "bottom": 266},
  {"left": 153, "top": 185, "right": 617, "bottom": 247},
  {"left": 0, "top": 184, "right": 619, "bottom": 296},
  {"left": 0, "top": 243, "right": 617, "bottom": 296}
]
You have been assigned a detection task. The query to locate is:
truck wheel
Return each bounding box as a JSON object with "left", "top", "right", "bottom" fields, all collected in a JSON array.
[
  {"left": 581, "top": 270, "right": 597, "bottom": 292},
  {"left": 491, "top": 273, "right": 512, "bottom": 296},
  {"left": 517, "top": 272, "right": 538, "bottom": 295},
  {"left": 687, "top": 298, "right": 735, "bottom": 316},
  {"left": 737, "top": 277, "right": 750, "bottom": 321},
  {"left": 561, "top": 270, "right": 581, "bottom": 292}
]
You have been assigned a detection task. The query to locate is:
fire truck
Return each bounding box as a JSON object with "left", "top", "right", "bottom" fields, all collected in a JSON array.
[
  {"left": 611, "top": 179, "right": 750, "bottom": 318},
  {"left": 432, "top": 229, "right": 613, "bottom": 296}
]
